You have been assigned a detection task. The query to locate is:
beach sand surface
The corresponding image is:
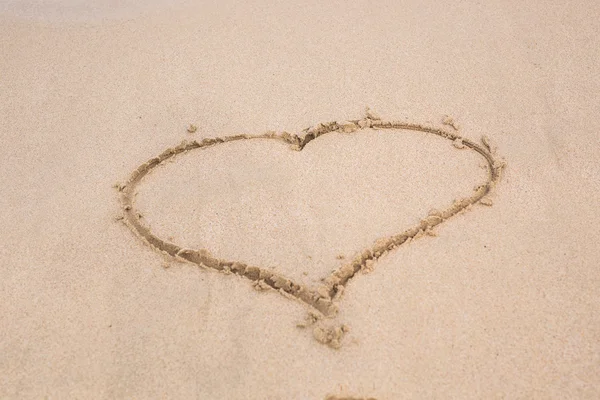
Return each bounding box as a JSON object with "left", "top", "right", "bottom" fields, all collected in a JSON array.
[{"left": 1, "top": 1, "right": 599, "bottom": 399}]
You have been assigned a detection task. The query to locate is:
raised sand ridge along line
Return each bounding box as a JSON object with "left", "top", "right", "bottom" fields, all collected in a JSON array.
[{"left": 117, "top": 110, "right": 504, "bottom": 348}]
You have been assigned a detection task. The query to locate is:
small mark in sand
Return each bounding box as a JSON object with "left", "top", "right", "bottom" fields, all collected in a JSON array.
[
  {"left": 361, "top": 259, "right": 375, "bottom": 273},
  {"left": 443, "top": 115, "right": 460, "bottom": 130},
  {"left": 296, "top": 310, "right": 321, "bottom": 329},
  {"left": 453, "top": 138, "right": 465, "bottom": 149},
  {"left": 325, "top": 394, "right": 377, "bottom": 400},
  {"left": 187, "top": 124, "right": 197, "bottom": 133},
  {"left": 365, "top": 106, "right": 381, "bottom": 120},
  {"left": 313, "top": 324, "right": 349, "bottom": 349},
  {"left": 479, "top": 197, "right": 493, "bottom": 206},
  {"left": 253, "top": 280, "right": 271, "bottom": 291}
]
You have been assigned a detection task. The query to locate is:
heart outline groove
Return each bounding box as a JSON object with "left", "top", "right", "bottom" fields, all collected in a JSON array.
[{"left": 117, "top": 111, "right": 504, "bottom": 347}]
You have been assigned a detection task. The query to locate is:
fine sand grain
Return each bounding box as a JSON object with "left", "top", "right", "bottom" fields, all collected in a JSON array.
[{"left": 1, "top": 1, "right": 599, "bottom": 399}]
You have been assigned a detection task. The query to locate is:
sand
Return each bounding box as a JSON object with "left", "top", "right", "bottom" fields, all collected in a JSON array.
[{"left": 1, "top": 1, "right": 599, "bottom": 399}]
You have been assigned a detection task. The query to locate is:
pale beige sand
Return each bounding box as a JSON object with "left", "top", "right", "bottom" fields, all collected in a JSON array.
[{"left": 1, "top": 1, "right": 599, "bottom": 399}]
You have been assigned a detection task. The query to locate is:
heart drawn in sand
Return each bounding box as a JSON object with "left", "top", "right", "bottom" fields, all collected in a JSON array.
[{"left": 118, "top": 111, "right": 504, "bottom": 348}]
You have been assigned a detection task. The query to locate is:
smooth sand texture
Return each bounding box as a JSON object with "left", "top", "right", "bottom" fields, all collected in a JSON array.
[{"left": 1, "top": 1, "right": 599, "bottom": 399}]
